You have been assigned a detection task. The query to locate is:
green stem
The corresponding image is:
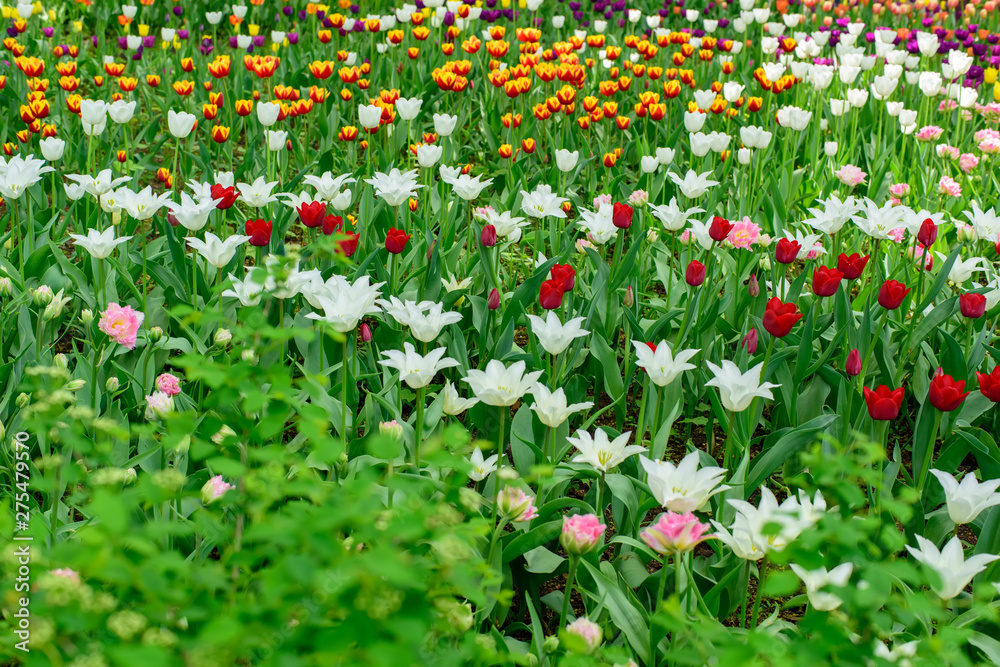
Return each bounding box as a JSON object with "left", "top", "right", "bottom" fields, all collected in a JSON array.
[
  {"left": 561, "top": 555, "right": 580, "bottom": 625},
  {"left": 751, "top": 558, "right": 767, "bottom": 630},
  {"left": 414, "top": 386, "right": 424, "bottom": 471}
]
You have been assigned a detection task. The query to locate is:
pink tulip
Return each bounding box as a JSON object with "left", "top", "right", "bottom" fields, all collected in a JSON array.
[{"left": 640, "top": 511, "right": 713, "bottom": 555}]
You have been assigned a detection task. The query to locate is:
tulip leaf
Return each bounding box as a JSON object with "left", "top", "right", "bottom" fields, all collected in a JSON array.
[
  {"left": 745, "top": 414, "right": 837, "bottom": 495},
  {"left": 580, "top": 560, "right": 651, "bottom": 665}
]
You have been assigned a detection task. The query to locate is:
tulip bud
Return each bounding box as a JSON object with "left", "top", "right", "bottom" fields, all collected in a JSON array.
[
  {"left": 845, "top": 348, "right": 861, "bottom": 376},
  {"left": 3, "top": 239, "right": 10, "bottom": 251},
  {"left": 106, "top": 376, "right": 120, "bottom": 391},
  {"left": 16, "top": 392, "right": 29, "bottom": 408},
  {"left": 379, "top": 420, "right": 404, "bottom": 440},
  {"left": 748, "top": 274, "right": 759, "bottom": 297},
  {"left": 112, "top": 209, "right": 123, "bottom": 226},
  {"left": 0, "top": 277, "right": 11, "bottom": 296},
  {"left": 488, "top": 288, "right": 501, "bottom": 310},
  {"left": 543, "top": 636, "right": 560, "bottom": 654},
  {"left": 32, "top": 285, "right": 53, "bottom": 306},
  {"left": 824, "top": 141, "right": 838, "bottom": 156},
  {"left": 741, "top": 328, "right": 758, "bottom": 354},
  {"left": 53, "top": 353, "right": 68, "bottom": 370},
  {"left": 214, "top": 328, "right": 232, "bottom": 345},
  {"left": 360, "top": 322, "right": 373, "bottom": 342},
  {"left": 81, "top": 308, "right": 94, "bottom": 324},
  {"left": 685, "top": 260, "right": 706, "bottom": 286},
  {"left": 148, "top": 326, "right": 164, "bottom": 343},
  {"left": 66, "top": 379, "right": 86, "bottom": 391},
  {"left": 623, "top": 285, "right": 634, "bottom": 308},
  {"left": 212, "top": 425, "right": 237, "bottom": 445},
  {"left": 560, "top": 514, "right": 605, "bottom": 555},
  {"left": 124, "top": 467, "right": 137, "bottom": 485},
  {"left": 43, "top": 300, "right": 64, "bottom": 321},
  {"left": 481, "top": 224, "right": 497, "bottom": 247},
  {"left": 241, "top": 349, "right": 257, "bottom": 363}
]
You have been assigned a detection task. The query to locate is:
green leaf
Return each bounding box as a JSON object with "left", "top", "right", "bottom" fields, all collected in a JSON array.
[{"left": 745, "top": 414, "right": 837, "bottom": 495}]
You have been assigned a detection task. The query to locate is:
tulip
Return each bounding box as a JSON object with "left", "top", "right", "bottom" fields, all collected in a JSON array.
[
  {"left": 641, "top": 511, "right": 713, "bottom": 555},
  {"left": 837, "top": 252, "right": 869, "bottom": 280},
  {"left": 539, "top": 278, "right": 565, "bottom": 310},
  {"left": 775, "top": 238, "right": 801, "bottom": 264},
  {"left": 863, "top": 384, "right": 904, "bottom": 420},
  {"left": 550, "top": 263, "right": 575, "bottom": 291},
  {"left": 685, "top": 260, "right": 706, "bottom": 286},
  {"left": 480, "top": 224, "right": 497, "bottom": 247},
  {"left": 612, "top": 202, "right": 633, "bottom": 229},
  {"left": 167, "top": 109, "right": 196, "bottom": 138},
  {"left": 959, "top": 292, "right": 987, "bottom": 318},
  {"left": 488, "top": 288, "right": 500, "bottom": 310},
  {"left": 877, "top": 280, "right": 911, "bottom": 310},
  {"left": 917, "top": 218, "right": 938, "bottom": 248},
  {"left": 977, "top": 367, "right": 1000, "bottom": 402},
  {"left": 256, "top": 101, "right": 280, "bottom": 126},
  {"left": 554, "top": 149, "right": 579, "bottom": 172},
  {"left": 846, "top": 349, "right": 862, "bottom": 376},
  {"left": 210, "top": 183, "right": 238, "bottom": 210},
  {"left": 708, "top": 215, "right": 733, "bottom": 242},
  {"left": 245, "top": 219, "right": 272, "bottom": 247},
  {"left": 385, "top": 227, "right": 411, "bottom": 254},
  {"left": 928, "top": 369, "right": 969, "bottom": 412},
  {"left": 906, "top": 535, "right": 1000, "bottom": 600},
  {"left": 560, "top": 514, "right": 606, "bottom": 555},
  {"left": 929, "top": 469, "right": 1000, "bottom": 525},
  {"left": 762, "top": 297, "right": 802, "bottom": 338},
  {"left": 812, "top": 266, "right": 843, "bottom": 297},
  {"left": 741, "top": 328, "right": 758, "bottom": 354},
  {"left": 297, "top": 201, "right": 327, "bottom": 228}
]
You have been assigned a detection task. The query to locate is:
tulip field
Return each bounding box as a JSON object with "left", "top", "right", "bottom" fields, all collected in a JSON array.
[{"left": 5, "top": 0, "right": 1000, "bottom": 664}]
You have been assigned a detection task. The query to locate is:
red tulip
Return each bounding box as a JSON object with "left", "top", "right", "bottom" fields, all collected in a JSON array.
[
  {"left": 322, "top": 214, "right": 342, "bottom": 236},
  {"left": 877, "top": 280, "right": 911, "bottom": 310},
  {"left": 928, "top": 369, "right": 969, "bottom": 412},
  {"left": 977, "top": 367, "right": 1000, "bottom": 402},
  {"left": 775, "top": 238, "right": 801, "bottom": 264},
  {"left": 863, "top": 384, "right": 905, "bottom": 420},
  {"left": 685, "top": 260, "right": 706, "bottom": 286},
  {"left": 481, "top": 224, "right": 497, "bottom": 247},
  {"left": 741, "top": 328, "right": 758, "bottom": 354},
  {"left": 762, "top": 297, "right": 803, "bottom": 338},
  {"left": 360, "top": 322, "right": 373, "bottom": 342},
  {"left": 211, "top": 183, "right": 238, "bottom": 210},
  {"left": 845, "top": 348, "right": 861, "bottom": 376},
  {"left": 551, "top": 263, "right": 575, "bottom": 291},
  {"left": 812, "top": 265, "right": 843, "bottom": 297},
  {"left": 385, "top": 227, "right": 411, "bottom": 254},
  {"left": 748, "top": 273, "right": 760, "bottom": 297},
  {"left": 837, "top": 253, "right": 869, "bottom": 280},
  {"left": 539, "top": 278, "right": 565, "bottom": 309},
  {"left": 708, "top": 215, "right": 733, "bottom": 242},
  {"left": 297, "top": 200, "right": 327, "bottom": 228},
  {"left": 917, "top": 218, "right": 938, "bottom": 248},
  {"left": 612, "top": 202, "right": 633, "bottom": 229},
  {"left": 959, "top": 292, "right": 987, "bottom": 319},
  {"left": 245, "top": 219, "right": 272, "bottom": 247},
  {"left": 488, "top": 288, "right": 501, "bottom": 310}
]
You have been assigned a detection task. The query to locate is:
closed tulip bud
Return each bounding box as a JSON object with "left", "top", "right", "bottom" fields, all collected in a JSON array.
[
  {"left": 685, "top": 260, "right": 706, "bottom": 286},
  {"left": 481, "top": 224, "right": 497, "bottom": 247},
  {"left": 543, "top": 636, "right": 560, "bottom": 654},
  {"left": 539, "top": 279, "right": 566, "bottom": 309},
  {"left": 81, "top": 308, "right": 94, "bottom": 324},
  {"left": 214, "top": 328, "right": 232, "bottom": 345},
  {"left": 960, "top": 292, "right": 987, "bottom": 318},
  {"left": 846, "top": 348, "right": 861, "bottom": 376},
  {"left": 0, "top": 277, "right": 11, "bottom": 296},
  {"left": 32, "top": 285, "right": 53, "bottom": 306},
  {"left": 560, "top": 514, "right": 606, "bottom": 555},
  {"left": 488, "top": 288, "right": 501, "bottom": 310},
  {"left": 379, "top": 420, "right": 404, "bottom": 440},
  {"left": 360, "top": 322, "right": 373, "bottom": 342},
  {"left": 741, "top": 328, "right": 758, "bottom": 354},
  {"left": 623, "top": 285, "right": 634, "bottom": 307},
  {"left": 16, "top": 392, "right": 29, "bottom": 407},
  {"left": 824, "top": 141, "right": 838, "bottom": 156},
  {"left": 106, "top": 376, "right": 120, "bottom": 391},
  {"left": 148, "top": 326, "right": 164, "bottom": 343},
  {"left": 124, "top": 467, "right": 137, "bottom": 485},
  {"left": 917, "top": 218, "right": 938, "bottom": 248},
  {"left": 66, "top": 379, "right": 86, "bottom": 391},
  {"left": 748, "top": 273, "right": 759, "bottom": 297},
  {"left": 241, "top": 349, "right": 257, "bottom": 363},
  {"left": 53, "top": 353, "right": 68, "bottom": 370}
]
